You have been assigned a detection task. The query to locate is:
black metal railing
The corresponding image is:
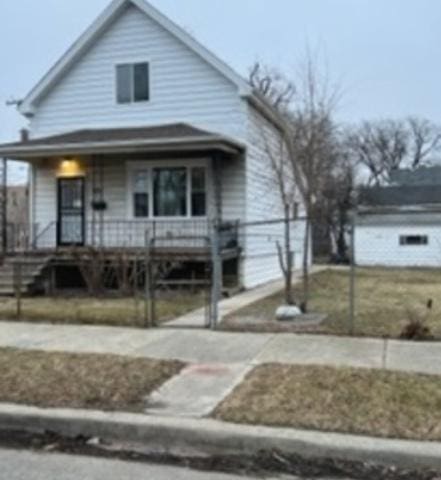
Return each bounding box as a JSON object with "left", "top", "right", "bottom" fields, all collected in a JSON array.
[{"left": 26, "top": 218, "right": 240, "bottom": 251}]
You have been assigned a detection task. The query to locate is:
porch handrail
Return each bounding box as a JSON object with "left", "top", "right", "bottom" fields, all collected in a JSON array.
[
  {"left": 33, "top": 221, "right": 57, "bottom": 250},
  {"left": 28, "top": 218, "right": 241, "bottom": 251}
]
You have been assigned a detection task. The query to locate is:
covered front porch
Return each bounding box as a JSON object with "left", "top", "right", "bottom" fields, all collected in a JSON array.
[{"left": 0, "top": 124, "right": 245, "bottom": 257}]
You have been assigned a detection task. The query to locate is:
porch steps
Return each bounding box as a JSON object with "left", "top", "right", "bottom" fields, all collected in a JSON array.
[{"left": 0, "top": 255, "right": 53, "bottom": 296}]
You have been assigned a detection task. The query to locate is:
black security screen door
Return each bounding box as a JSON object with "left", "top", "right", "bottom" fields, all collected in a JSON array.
[{"left": 57, "top": 178, "right": 85, "bottom": 246}]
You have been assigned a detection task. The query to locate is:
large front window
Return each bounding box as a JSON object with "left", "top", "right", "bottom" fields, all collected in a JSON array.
[
  {"left": 154, "top": 168, "right": 187, "bottom": 217},
  {"left": 132, "top": 166, "right": 207, "bottom": 218}
]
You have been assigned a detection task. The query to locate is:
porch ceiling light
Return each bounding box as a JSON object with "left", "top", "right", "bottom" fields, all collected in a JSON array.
[{"left": 58, "top": 158, "right": 82, "bottom": 177}]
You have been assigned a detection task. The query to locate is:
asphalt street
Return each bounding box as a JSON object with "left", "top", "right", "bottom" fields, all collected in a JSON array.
[{"left": 0, "top": 448, "right": 320, "bottom": 480}]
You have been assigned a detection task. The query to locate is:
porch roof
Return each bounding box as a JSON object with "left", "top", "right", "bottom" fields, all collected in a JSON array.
[{"left": 0, "top": 123, "right": 245, "bottom": 160}]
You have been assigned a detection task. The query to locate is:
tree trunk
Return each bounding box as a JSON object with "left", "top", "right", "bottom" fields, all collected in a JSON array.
[
  {"left": 284, "top": 205, "right": 294, "bottom": 305},
  {"left": 302, "top": 217, "right": 311, "bottom": 312}
]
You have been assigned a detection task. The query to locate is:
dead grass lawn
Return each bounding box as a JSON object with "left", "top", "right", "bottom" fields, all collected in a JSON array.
[
  {"left": 0, "top": 293, "right": 205, "bottom": 327},
  {"left": 223, "top": 268, "right": 441, "bottom": 339},
  {"left": 214, "top": 364, "right": 441, "bottom": 441},
  {"left": 0, "top": 348, "right": 183, "bottom": 412}
]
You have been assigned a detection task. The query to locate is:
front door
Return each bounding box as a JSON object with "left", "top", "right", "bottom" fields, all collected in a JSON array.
[{"left": 57, "top": 177, "right": 85, "bottom": 246}]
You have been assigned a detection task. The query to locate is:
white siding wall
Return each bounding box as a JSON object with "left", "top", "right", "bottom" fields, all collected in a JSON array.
[
  {"left": 355, "top": 224, "right": 441, "bottom": 267},
  {"left": 241, "top": 105, "right": 306, "bottom": 289},
  {"left": 29, "top": 1, "right": 248, "bottom": 247},
  {"left": 28, "top": 3, "right": 246, "bottom": 140},
  {"left": 220, "top": 157, "right": 245, "bottom": 222},
  {"left": 26, "top": 1, "right": 307, "bottom": 287},
  {"left": 33, "top": 162, "right": 56, "bottom": 246}
]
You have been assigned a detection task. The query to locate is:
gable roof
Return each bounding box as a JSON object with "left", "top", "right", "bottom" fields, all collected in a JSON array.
[
  {"left": 390, "top": 166, "right": 441, "bottom": 187},
  {"left": 359, "top": 185, "right": 441, "bottom": 208},
  {"left": 18, "top": 0, "right": 252, "bottom": 117}
]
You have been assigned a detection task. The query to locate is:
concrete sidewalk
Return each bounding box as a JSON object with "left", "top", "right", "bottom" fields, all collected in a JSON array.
[
  {"left": 1, "top": 320, "right": 441, "bottom": 418},
  {"left": 1, "top": 321, "right": 440, "bottom": 375}
]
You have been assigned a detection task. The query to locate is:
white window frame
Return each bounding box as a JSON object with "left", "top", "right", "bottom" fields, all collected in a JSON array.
[
  {"left": 126, "top": 159, "right": 210, "bottom": 220},
  {"left": 115, "top": 61, "right": 150, "bottom": 104}
]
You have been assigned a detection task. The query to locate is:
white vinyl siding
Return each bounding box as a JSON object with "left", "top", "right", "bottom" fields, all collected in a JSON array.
[
  {"left": 355, "top": 222, "right": 441, "bottom": 267},
  {"left": 28, "top": 4, "right": 245, "bottom": 140},
  {"left": 241, "top": 105, "right": 307, "bottom": 289},
  {"left": 26, "top": 1, "right": 310, "bottom": 288}
]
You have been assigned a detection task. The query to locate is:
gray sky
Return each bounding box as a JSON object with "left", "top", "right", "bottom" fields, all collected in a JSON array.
[{"left": 0, "top": 0, "right": 440, "bottom": 145}]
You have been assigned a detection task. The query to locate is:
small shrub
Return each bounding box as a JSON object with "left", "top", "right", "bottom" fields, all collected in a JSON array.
[{"left": 400, "top": 300, "right": 434, "bottom": 341}]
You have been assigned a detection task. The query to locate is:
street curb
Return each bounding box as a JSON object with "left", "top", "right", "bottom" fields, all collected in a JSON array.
[{"left": 0, "top": 404, "right": 441, "bottom": 469}]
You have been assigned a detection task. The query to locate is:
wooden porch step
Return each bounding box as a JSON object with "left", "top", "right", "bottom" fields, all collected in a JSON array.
[{"left": 0, "top": 255, "right": 53, "bottom": 296}]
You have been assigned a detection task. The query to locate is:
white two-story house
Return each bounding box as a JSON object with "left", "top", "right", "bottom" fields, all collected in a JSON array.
[{"left": 0, "top": 0, "right": 306, "bottom": 293}]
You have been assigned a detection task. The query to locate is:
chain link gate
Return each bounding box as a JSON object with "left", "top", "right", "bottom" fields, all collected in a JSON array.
[{"left": 144, "top": 227, "right": 218, "bottom": 329}]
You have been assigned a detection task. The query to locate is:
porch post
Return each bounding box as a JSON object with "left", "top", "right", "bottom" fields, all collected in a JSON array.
[
  {"left": 91, "top": 155, "right": 105, "bottom": 248},
  {"left": 211, "top": 152, "right": 223, "bottom": 221},
  {"left": 210, "top": 152, "right": 224, "bottom": 327},
  {"left": 1, "top": 158, "right": 7, "bottom": 256}
]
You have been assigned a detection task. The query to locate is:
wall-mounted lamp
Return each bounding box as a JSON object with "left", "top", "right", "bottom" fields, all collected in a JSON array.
[{"left": 58, "top": 158, "right": 83, "bottom": 177}]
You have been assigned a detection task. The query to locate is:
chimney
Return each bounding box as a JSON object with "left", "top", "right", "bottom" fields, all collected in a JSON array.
[{"left": 20, "top": 128, "right": 29, "bottom": 143}]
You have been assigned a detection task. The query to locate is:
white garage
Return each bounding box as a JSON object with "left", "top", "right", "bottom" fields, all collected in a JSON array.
[
  {"left": 355, "top": 212, "right": 441, "bottom": 267},
  {"left": 355, "top": 184, "right": 441, "bottom": 268}
]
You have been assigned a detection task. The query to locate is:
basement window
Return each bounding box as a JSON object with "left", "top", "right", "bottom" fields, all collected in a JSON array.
[
  {"left": 399, "top": 235, "right": 429, "bottom": 246},
  {"left": 116, "top": 63, "right": 150, "bottom": 104}
]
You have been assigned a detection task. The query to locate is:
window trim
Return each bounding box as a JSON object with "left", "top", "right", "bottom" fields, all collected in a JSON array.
[
  {"left": 127, "top": 160, "right": 209, "bottom": 220},
  {"left": 115, "top": 61, "right": 150, "bottom": 105}
]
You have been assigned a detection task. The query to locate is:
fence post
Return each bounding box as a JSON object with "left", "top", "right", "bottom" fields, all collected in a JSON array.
[
  {"left": 210, "top": 220, "right": 221, "bottom": 330},
  {"left": 14, "top": 262, "right": 22, "bottom": 320},
  {"left": 349, "top": 211, "right": 356, "bottom": 336},
  {"left": 1, "top": 158, "right": 7, "bottom": 257},
  {"left": 144, "top": 230, "right": 155, "bottom": 328}
]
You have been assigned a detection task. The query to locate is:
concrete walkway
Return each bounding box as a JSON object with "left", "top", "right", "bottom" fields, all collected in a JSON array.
[
  {"left": 1, "top": 321, "right": 441, "bottom": 419},
  {"left": 165, "top": 278, "right": 285, "bottom": 328},
  {"left": 165, "top": 266, "right": 326, "bottom": 328}
]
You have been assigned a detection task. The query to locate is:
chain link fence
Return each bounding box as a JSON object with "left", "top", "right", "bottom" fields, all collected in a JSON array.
[{"left": 6, "top": 213, "right": 438, "bottom": 339}]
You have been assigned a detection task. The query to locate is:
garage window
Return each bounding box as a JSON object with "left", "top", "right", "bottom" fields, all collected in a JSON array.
[{"left": 399, "top": 235, "right": 428, "bottom": 246}]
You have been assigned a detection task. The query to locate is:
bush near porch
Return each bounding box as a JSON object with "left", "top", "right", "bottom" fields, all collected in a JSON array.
[
  {"left": 221, "top": 268, "right": 441, "bottom": 339},
  {"left": 0, "top": 292, "right": 205, "bottom": 328}
]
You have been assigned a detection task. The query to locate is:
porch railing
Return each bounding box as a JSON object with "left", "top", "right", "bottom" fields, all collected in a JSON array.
[
  {"left": 1, "top": 222, "right": 36, "bottom": 254},
  {"left": 27, "top": 219, "right": 240, "bottom": 251}
]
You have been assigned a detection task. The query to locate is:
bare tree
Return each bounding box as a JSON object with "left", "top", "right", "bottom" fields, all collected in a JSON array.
[
  {"left": 249, "top": 62, "right": 296, "bottom": 113},
  {"left": 252, "top": 54, "right": 341, "bottom": 310},
  {"left": 318, "top": 141, "right": 356, "bottom": 261},
  {"left": 407, "top": 117, "right": 441, "bottom": 168},
  {"left": 284, "top": 56, "right": 341, "bottom": 310},
  {"left": 260, "top": 124, "right": 299, "bottom": 306},
  {"left": 348, "top": 117, "right": 441, "bottom": 186}
]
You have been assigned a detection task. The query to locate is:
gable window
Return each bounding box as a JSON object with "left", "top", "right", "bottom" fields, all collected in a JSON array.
[
  {"left": 116, "top": 63, "right": 149, "bottom": 104},
  {"left": 399, "top": 235, "right": 428, "bottom": 246}
]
